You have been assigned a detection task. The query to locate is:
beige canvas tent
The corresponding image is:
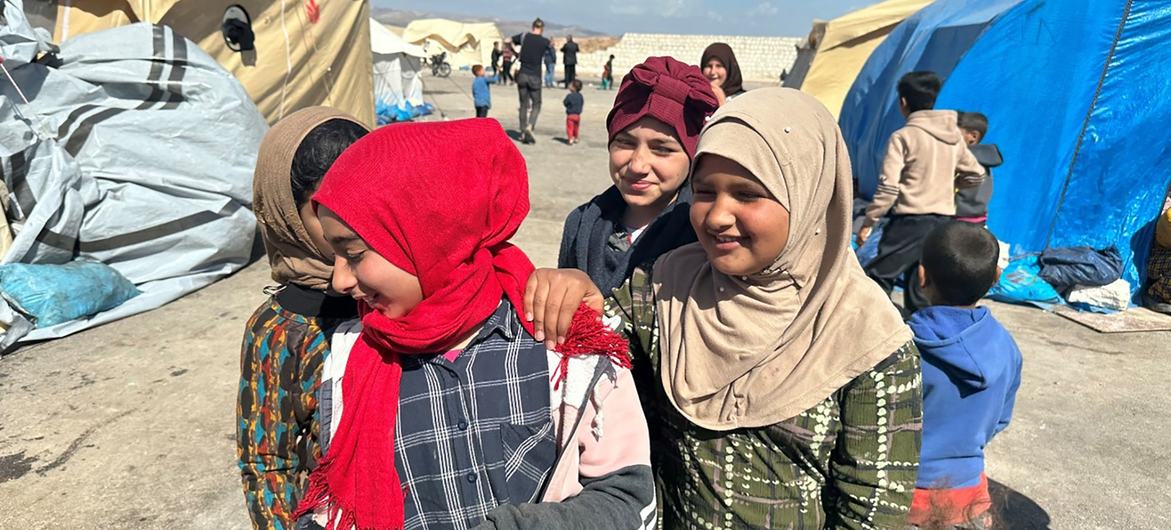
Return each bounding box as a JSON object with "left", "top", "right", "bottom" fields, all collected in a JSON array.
[
  {"left": 798, "top": 0, "right": 933, "bottom": 118},
  {"left": 370, "top": 18, "right": 425, "bottom": 108},
  {"left": 401, "top": 18, "right": 501, "bottom": 70},
  {"left": 53, "top": 0, "right": 375, "bottom": 127}
]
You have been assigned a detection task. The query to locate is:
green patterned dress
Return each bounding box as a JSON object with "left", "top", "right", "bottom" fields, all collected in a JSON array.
[{"left": 605, "top": 267, "right": 922, "bottom": 530}]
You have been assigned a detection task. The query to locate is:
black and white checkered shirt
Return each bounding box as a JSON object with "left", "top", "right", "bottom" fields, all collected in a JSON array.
[{"left": 391, "top": 302, "right": 555, "bottom": 530}]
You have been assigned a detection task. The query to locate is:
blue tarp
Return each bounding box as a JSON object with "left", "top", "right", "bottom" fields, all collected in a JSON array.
[{"left": 840, "top": 0, "right": 1171, "bottom": 299}]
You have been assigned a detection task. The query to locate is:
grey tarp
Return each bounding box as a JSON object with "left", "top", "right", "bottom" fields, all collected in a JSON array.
[{"left": 0, "top": 2, "right": 264, "bottom": 350}]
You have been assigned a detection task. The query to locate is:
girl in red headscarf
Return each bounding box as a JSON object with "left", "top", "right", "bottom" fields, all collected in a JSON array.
[{"left": 295, "top": 118, "right": 655, "bottom": 530}]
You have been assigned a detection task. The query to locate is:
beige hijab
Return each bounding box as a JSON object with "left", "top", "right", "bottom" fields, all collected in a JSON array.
[
  {"left": 653, "top": 88, "right": 912, "bottom": 431},
  {"left": 253, "top": 107, "right": 366, "bottom": 290}
]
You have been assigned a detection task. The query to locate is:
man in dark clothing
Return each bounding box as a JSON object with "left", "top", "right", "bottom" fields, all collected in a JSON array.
[
  {"left": 510, "top": 18, "right": 550, "bottom": 144},
  {"left": 543, "top": 44, "right": 557, "bottom": 88},
  {"left": 490, "top": 41, "right": 502, "bottom": 76},
  {"left": 561, "top": 35, "right": 580, "bottom": 87}
]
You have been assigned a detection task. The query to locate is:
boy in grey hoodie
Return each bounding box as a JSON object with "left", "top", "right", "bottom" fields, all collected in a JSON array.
[{"left": 857, "top": 71, "right": 985, "bottom": 314}]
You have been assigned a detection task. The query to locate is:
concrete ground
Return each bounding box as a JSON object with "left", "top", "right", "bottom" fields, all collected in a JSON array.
[{"left": 1, "top": 71, "right": 1168, "bottom": 529}]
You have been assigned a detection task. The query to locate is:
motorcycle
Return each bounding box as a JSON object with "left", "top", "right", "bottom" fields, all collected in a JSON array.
[{"left": 428, "top": 52, "right": 452, "bottom": 77}]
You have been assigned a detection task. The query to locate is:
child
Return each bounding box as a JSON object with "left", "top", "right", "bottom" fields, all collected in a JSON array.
[
  {"left": 238, "top": 107, "right": 368, "bottom": 530},
  {"left": 500, "top": 41, "right": 515, "bottom": 85},
  {"left": 563, "top": 79, "right": 584, "bottom": 145},
  {"left": 602, "top": 55, "right": 615, "bottom": 90},
  {"left": 907, "top": 221, "right": 1023, "bottom": 529},
  {"left": 857, "top": 71, "right": 985, "bottom": 314},
  {"left": 558, "top": 57, "right": 718, "bottom": 294},
  {"left": 296, "top": 119, "right": 655, "bottom": 530},
  {"left": 528, "top": 88, "right": 921, "bottom": 529},
  {"left": 955, "top": 111, "right": 998, "bottom": 225},
  {"left": 471, "top": 64, "right": 496, "bottom": 118}
]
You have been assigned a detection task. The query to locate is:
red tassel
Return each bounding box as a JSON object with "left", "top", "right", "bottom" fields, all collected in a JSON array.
[{"left": 551, "top": 304, "right": 631, "bottom": 390}]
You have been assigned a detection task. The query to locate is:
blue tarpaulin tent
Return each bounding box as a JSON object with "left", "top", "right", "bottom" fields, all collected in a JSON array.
[{"left": 840, "top": 0, "right": 1171, "bottom": 299}]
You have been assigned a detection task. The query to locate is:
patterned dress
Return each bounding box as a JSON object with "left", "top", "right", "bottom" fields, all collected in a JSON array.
[
  {"left": 237, "top": 285, "right": 356, "bottom": 530},
  {"left": 605, "top": 267, "right": 922, "bottom": 530}
]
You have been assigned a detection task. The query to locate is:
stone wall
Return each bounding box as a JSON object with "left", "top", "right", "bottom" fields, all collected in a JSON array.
[{"left": 570, "top": 33, "right": 802, "bottom": 84}]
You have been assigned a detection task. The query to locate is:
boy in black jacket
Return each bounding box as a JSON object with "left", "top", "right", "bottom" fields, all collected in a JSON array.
[{"left": 564, "top": 80, "right": 584, "bottom": 145}]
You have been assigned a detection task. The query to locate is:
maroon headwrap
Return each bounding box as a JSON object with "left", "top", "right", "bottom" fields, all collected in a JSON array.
[{"left": 605, "top": 56, "right": 719, "bottom": 158}]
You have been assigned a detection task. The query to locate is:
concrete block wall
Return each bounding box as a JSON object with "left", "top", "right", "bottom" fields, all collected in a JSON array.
[{"left": 572, "top": 33, "right": 802, "bottom": 84}]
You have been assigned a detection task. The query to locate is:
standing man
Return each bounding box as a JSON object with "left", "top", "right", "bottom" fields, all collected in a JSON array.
[
  {"left": 544, "top": 42, "right": 557, "bottom": 88},
  {"left": 490, "top": 41, "right": 502, "bottom": 76},
  {"left": 561, "top": 35, "right": 580, "bottom": 88},
  {"left": 511, "top": 18, "right": 550, "bottom": 144}
]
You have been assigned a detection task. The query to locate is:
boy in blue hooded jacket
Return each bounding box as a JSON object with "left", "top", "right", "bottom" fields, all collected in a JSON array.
[{"left": 907, "top": 221, "right": 1022, "bottom": 529}]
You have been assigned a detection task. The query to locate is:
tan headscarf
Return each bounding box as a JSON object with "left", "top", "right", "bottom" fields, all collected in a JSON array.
[
  {"left": 653, "top": 88, "right": 912, "bottom": 431},
  {"left": 253, "top": 106, "right": 367, "bottom": 290}
]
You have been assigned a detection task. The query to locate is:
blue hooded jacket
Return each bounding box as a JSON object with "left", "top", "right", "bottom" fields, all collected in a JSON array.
[
  {"left": 908, "top": 305, "right": 1022, "bottom": 489},
  {"left": 472, "top": 75, "right": 496, "bottom": 108}
]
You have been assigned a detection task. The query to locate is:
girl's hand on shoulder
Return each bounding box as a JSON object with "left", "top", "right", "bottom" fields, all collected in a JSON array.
[{"left": 523, "top": 268, "right": 603, "bottom": 350}]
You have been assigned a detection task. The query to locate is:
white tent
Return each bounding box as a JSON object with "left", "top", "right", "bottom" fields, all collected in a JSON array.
[
  {"left": 370, "top": 19, "right": 425, "bottom": 109},
  {"left": 402, "top": 19, "right": 501, "bottom": 70}
]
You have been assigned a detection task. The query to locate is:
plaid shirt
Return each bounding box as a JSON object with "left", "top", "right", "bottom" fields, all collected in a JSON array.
[{"left": 322, "top": 302, "right": 556, "bottom": 530}]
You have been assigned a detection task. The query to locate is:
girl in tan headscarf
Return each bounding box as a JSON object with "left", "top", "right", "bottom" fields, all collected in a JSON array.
[
  {"left": 237, "top": 107, "right": 368, "bottom": 530},
  {"left": 526, "top": 88, "right": 922, "bottom": 528}
]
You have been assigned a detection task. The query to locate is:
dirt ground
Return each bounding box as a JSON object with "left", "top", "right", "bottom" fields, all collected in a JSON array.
[{"left": 1, "top": 72, "right": 1168, "bottom": 529}]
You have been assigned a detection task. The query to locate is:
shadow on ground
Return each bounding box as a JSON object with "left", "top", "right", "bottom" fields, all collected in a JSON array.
[{"left": 989, "top": 478, "right": 1051, "bottom": 529}]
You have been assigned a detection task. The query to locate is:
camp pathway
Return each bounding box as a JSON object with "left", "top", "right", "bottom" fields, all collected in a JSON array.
[{"left": 0, "top": 72, "right": 1167, "bottom": 529}]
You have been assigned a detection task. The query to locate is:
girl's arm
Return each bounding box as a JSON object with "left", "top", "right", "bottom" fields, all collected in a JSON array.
[
  {"left": 475, "top": 368, "right": 655, "bottom": 530},
  {"left": 827, "top": 343, "right": 922, "bottom": 530}
]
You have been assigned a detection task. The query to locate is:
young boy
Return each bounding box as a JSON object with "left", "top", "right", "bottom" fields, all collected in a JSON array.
[
  {"left": 563, "top": 79, "right": 584, "bottom": 145},
  {"left": 857, "top": 71, "right": 985, "bottom": 314},
  {"left": 907, "top": 222, "right": 1022, "bottom": 529},
  {"left": 602, "top": 55, "right": 615, "bottom": 90},
  {"left": 471, "top": 64, "right": 496, "bottom": 118},
  {"left": 955, "top": 111, "right": 1000, "bottom": 225}
]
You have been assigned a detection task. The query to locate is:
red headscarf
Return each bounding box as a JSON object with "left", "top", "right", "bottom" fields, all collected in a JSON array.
[
  {"left": 606, "top": 56, "right": 719, "bottom": 158},
  {"left": 296, "top": 119, "right": 536, "bottom": 529}
]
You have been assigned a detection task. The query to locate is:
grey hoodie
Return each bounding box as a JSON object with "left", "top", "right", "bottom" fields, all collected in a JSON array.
[{"left": 864, "top": 110, "right": 986, "bottom": 225}]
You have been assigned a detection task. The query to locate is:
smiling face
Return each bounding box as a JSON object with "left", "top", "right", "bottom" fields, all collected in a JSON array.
[
  {"left": 608, "top": 117, "right": 691, "bottom": 226},
  {"left": 703, "top": 58, "right": 728, "bottom": 88},
  {"left": 690, "top": 155, "right": 791, "bottom": 276},
  {"left": 319, "top": 205, "right": 423, "bottom": 318}
]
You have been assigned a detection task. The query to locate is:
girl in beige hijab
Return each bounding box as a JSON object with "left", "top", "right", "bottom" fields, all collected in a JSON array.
[
  {"left": 237, "top": 107, "right": 368, "bottom": 530},
  {"left": 526, "top": 88, "right": 922, "bottom": 528}
]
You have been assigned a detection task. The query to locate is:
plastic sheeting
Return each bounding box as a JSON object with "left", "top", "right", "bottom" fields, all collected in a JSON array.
[
  {"left": 840, "top": 0, "right": 1171, "bottom": 299},
  {"left": 0, "top": 4, "right": 263, "bottom": 350}
]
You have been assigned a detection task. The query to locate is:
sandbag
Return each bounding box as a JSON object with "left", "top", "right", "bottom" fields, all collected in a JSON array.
[
  {"left": 1147, "top": 245, "right": 1171, "bottom": 309},
  {"left": 0, "top": 260, "right": 139, "bottom": 327},
  {"left": 1038, "top": 246, "right": 1123, "bottom": 292},
  {"left": 1067, "top": 279, "right": 1131, "bottom": 313},
  {"left": 988, "top": 255, "right": 1062, "bottom": 306}
]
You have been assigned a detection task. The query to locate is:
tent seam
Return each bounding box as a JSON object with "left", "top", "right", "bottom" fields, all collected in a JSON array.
[{"left": 1044, "top": 0, "right": 1134, "bottom": 249}]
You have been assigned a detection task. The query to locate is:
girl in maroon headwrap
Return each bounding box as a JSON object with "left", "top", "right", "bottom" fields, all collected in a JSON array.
[{"left": 557, "top": 56, "right": 719, "bottom": 296}]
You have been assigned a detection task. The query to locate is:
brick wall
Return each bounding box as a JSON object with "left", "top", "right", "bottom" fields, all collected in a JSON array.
[{"left": 570, "top": 33, "right": 802, "bottom": 84}]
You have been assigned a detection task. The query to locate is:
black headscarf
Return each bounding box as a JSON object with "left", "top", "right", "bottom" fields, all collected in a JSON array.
[
  {"left": 701, "top": 42, "right": 745, "bottom": 97},
  {"left": 558, "top": 185, "right": 697, "bottom": 294}
]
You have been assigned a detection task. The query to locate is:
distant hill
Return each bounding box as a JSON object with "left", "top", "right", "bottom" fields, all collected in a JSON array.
[{"left": 372, "top": 8, "right": 611, "bottom": 39}]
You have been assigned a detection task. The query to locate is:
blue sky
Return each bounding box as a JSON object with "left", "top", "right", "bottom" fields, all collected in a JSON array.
[{"left": 376, "top": 0, "right": 876, "bottom": 36}]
